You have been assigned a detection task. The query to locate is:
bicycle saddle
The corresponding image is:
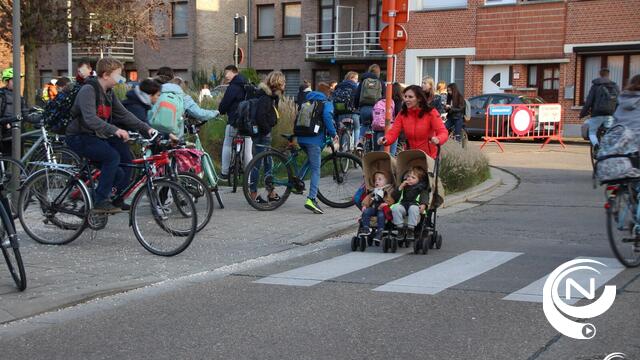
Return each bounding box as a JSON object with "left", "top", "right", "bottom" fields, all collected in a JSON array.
[{"left": 280, "top": 134, "right": 296, "bottom": 142}]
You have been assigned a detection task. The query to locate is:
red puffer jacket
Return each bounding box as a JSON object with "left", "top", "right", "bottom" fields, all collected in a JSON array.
[{"left": 384, "top": 107, "right": 448, "bottom": 158}]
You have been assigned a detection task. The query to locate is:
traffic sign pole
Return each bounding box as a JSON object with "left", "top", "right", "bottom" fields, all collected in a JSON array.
[{"left": 384, "top": 0, "right": 396, "bottom": 154}]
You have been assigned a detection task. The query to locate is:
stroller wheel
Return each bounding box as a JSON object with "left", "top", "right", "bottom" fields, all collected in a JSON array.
[
  {"left": 435, "top": 234, "right": 443, "bottom": 249},
  {"left": 382, "top": 237, "right": 389, "bottom": 253},
  {"left": 391, "top": 238, "right": 398, "bottom": 253},
  {"left": 350, "top": 237, "right": 358, "bottom": 252},
  {"left": 359, "top": 236, "right": 367, "bottom": 252},
  {"left": 413, "top": 236, "right": 422, "bottom": 254},
  {"left": 367, "top": 236, "right": 373, "bottom": 247},
  {"left": 421, "top": 236, "right": 429, "bottom": 255}
]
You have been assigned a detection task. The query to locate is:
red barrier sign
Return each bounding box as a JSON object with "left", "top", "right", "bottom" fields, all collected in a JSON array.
[{"left": 379, "top": 24, "right": 407, "bottom": 55}]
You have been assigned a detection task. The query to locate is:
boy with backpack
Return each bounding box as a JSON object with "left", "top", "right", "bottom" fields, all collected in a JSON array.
[
  {"left": 65, "top": 57, "right": 158, "bottom": 213},
  {"left": 354, "top": 64, "right": 386, "bottom": 151},
  {"left": 122, "top": 78, "right": 163, "bottom": 123},
  {"left": 580, "top": 67, "right": 620, "bottom": 146}
]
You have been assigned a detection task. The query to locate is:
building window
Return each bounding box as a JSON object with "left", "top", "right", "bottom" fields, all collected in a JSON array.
[
  {"left": 528, "top": 65, "right": 537, "bottom": 87},
  {"left": 172, "top": 1, "right": 188, "bottom": 37},
  {"left": 283, "top": 3, "right": 301, "bottom": 37},
  {"left": 319, "top": 0, "right": 334, "bottom": 50},
  {"left": 581, "top": 54, "right": 640, "bottom": 104},
  {"left": 368, "top": 0, "right": 383, "bottom": 31},
  {"left": 152, "top": 7, "right": 169, "bottom": 37},
  {"left": 421, "top": 0, "right": 467, "bottom": 11},
  {"left": 282, "top": 70, "right": 300, "bottom": 97},
  {"left": 422, "top": 57, "right": 465, "bottom": 95},
  {"left": 484, "top": 0, "right": 516, "bottom": 5},
  {"left": 58, "top": 70, "right": 69, "bottom": 77},
  {"left": 257, "top": 4, "right": 275, "bottom": 39}
]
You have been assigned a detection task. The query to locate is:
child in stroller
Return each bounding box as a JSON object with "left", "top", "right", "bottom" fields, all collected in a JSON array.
[
  {"left": 391, "top": 166, "right": 430, "bottom": 242},
  {"left": 360, "top": 171, "right": 395, "bottom": 244}
]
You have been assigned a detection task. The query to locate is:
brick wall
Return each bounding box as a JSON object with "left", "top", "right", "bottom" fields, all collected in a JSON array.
[{"left": 566, "top": 0, "right": 640, "bottom": 44}]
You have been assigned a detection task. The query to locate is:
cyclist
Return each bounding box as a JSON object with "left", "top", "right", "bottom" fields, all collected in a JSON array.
[
  {"left": 65, "top": 57, "right": 158, "bottom": 213},
  {"left": 580, "top": 67, "right": 620, "bottom": 147},
  {"left": 444, "top": 83, "right": 465, "bottom": 142},
  {"left": 0, "top": 68, "right": 29, "bottom": 154},
  {"left": 299, "top": 82, "right": 338, "bottom": 214},
  {"left": 122, "top": 78, "right": 162, "bottom": 123}
]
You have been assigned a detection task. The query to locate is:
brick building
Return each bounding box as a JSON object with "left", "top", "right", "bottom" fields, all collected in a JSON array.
[
  {"left": 250, "top": 0, "right": 388, "bottom": 96},
  {"left": 36, "top": 0, "right": 247, "bottom": 89},
  {"left": 400, "top": 0, "right": 640, "bottom": 136}
]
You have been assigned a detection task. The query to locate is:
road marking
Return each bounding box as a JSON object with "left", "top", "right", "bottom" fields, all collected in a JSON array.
[
  {"left": 254, "top": 250, "right": 407, "bottom": 286},
  {"left": 503, "top": 257, "right": 625, "bottom": 303},
  {"left": 373, "top": 250, "right": 523, "bottom": 295}
]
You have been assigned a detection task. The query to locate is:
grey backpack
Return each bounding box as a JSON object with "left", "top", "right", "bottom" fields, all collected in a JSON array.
[{"left": 596, "top": 124, "right": 640, "bottom": 183}]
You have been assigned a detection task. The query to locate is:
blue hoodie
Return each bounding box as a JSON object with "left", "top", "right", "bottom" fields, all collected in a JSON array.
[
  {"left": 297, "top": 91, "right": 337, "bottom": 147},
  {"left": 162, "top": 83, "right": 219, "bottom": 121}
]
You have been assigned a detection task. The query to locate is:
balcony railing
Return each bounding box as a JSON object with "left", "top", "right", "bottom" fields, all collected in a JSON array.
[
  {"left": 305, "top": 31, "right": 385, "bottom": 60},
  {"left": 72, "top": 38, "right": 135, "bottom": 62}
]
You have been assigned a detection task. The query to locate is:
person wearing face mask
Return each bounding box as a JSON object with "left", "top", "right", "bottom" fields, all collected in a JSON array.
[
  {"left": 122, "top": 78, "right": 162, "bottom": 123},
  {"left": 65, "top": 57, "right": 158, "bottom": 213}
]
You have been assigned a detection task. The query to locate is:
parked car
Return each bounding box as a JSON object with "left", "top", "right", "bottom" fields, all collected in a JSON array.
[{"left": 465, "top": 93, "right": 545, "bottom": 138}]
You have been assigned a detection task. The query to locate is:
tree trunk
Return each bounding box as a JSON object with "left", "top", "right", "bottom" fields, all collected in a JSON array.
[{"left": 23, "top": 40, "right": 38, "bottom": 108}]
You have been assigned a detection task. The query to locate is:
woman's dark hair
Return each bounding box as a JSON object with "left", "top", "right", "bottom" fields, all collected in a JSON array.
[
  {"left": 400, "top": 85, "right": 433, "bottom": 117},
  {"left": 140, "top": 78, "right": 162, "bottom": 95},
  {"left": 626, "top": 74, "right": 640, "bottom": 91},
  {"left": 392, "top": 82, "right": 404, "bottom": 105},
  {"left": 156, "top": 66, "right": 174, "bottom": 79},
  {"left": 447, "top": 83, "right": 464, "bottom": 108}
]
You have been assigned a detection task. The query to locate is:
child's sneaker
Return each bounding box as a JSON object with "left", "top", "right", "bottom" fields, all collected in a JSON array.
[
  {"left": 373, "top": 229, "right": 382, "bottom": 243},
  {"left": 359, "top": 227, "right": 372, "bottom": 236},
  {"left": 304, "top": 198, "right": 324, "bottom": 214}
]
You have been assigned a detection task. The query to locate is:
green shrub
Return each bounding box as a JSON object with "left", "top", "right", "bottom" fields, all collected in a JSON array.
[
  {"left": 240, "top": 68, "right": 261, "bottom": 85},
  {"left": 439, "top": 142, "right": 490, "bottom": 193}
]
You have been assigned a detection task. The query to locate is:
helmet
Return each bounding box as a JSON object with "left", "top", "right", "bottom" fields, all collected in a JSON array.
[{"left": 2, "top": 68, "right": 23, "bottom": 81}]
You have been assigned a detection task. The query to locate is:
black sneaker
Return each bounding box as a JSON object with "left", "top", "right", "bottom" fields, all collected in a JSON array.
[
  {"left": 406, "top": 227, "right": 415, "bottom": 241},
  {"left": 112, "top": 198, "right": 131, "bottom": 211},
  {"left": 255, "top": 195, "right": 268, "bottom": 204},
  {"left": 268, "top": 193, "right": 281, "bottom": 202},
  {"left": 356, "top": 143, "right": 364, "bottom": 151},
  {"left": 304, "top": 198, "right": 324, "bottom": 214},
  {"left": 93, "top": 200, "right": 121, "bottom": 214},
  {"left": 219, "top": 173, "right": 229, "bottom": 181}
]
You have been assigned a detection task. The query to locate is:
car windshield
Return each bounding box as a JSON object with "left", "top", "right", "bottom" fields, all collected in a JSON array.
[{"left": 520, "top": 96, "right": 544, "bottom": 104}]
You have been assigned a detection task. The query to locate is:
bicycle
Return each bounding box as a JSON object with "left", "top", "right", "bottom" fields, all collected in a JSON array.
[
  {"left": 184, "top": 118, "right": 224, "bottom": 208},
  {"left": 337, "top": 117, "right": 354, "bottom": 153},
  {"left": 589, "top": 117, "right": 613, "bottom": 188},
  {"left": 228, "top": 133, "right": 246, "bottom": 193},
  {"left": 243, "top": 134, "right": 363, "bottom": 211},
  {"left": 355, "top": 129, "right": 376, "bottom": 158},
  {"left": 18, "top": 132, "right": 198, "bottom": 257},
  {"left": 442, "top": 113, "right": 469, "bottom": 149},
  {"left": 0, "top": 148, "right": 26, "bottom": 291},
  {"left": 604, "top": 176, "right": 640, "bottom": 267}
]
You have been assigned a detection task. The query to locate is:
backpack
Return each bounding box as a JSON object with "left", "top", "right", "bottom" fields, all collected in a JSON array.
[
  {"left": 43, "top": 82, "right": 94, "bottom": 134},
  {"left": 595, "top": 124, "right": 640, "bottom": 182},
  {"left": 371, "top": 99, "right": 394, "bottom": 131},
  {"left": 463, "top": 99, "right": 471, "bottom": 122},
  {"left": 359, "top": 78, "right": 382, "bottom": 106},
  {"left": 294, "top": 100, "right": 325, "bottom": 137},
  {"left": 332, "top": 86, "right": 355, "bottom": 115},
  {"left": 149, "top": 90, "right": 185, "bottom": 138},
  {"left": 235, "top": 84, "right": 263, "bottom": 136},
  {"left": 593, "top": 84, "right": 618, "bottom": 115}
]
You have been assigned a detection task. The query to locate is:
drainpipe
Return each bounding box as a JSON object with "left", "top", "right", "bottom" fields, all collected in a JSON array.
[{"left": 247, "top": 0, "right": 252, "bottom": 68}]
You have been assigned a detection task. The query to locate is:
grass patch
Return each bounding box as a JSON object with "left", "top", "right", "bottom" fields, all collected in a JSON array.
[{"left": 439, "top": 142, "right": 491, "bottom": 194}]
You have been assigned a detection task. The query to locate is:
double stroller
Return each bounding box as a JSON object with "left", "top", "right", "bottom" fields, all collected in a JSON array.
[{"left": 351, "top": 148, "right": 444, "bottom": 254}]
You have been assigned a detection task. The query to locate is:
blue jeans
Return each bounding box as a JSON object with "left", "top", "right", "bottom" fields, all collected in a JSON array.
[
  {"left": 588, "top": 116, "right": 614, "bottom": 146},
  {"left": 66, "top": 134, "right": 132, "bottom": 204},
  {"left": 358, "top": 105, "right": 373, "bottom": 143},
  {"left": 445, "top": 114, "right": 463, "bottom": 139},
  {"left": 362, "top": 207, "right": 385, "bottom": 231},
  {"left": 249, "top": 133, "right": 272, "bottom": 193},
  {"left": 299, "top": 142, "right": 321, "bottom": 200}
]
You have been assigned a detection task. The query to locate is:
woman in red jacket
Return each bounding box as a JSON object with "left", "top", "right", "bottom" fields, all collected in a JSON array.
[{"left": 378, "top": 85, "right": 448, "bottom": 158}]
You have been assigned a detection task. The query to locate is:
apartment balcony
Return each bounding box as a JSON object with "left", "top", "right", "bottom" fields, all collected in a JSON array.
[
  {"left": 305, "top": 31, "right": 385, "bottom": 62},
  {"left": 72, "top": 38, "right": 135, "bottom": 62}
]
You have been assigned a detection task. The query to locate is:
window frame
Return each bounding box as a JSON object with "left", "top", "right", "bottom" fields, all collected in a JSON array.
[
  {"left": 257, "top": 4, "right": 276, "bottom": 39},
  {"left": 282, "top": 69, "right": 301, "bottom": 97},
  {"left": 282, "top": 2, "right": 302, "bottom": 38},
  {"left": 579, "top": 52, "right": 640, "bottom": 105},
  {"left": 421, "top": 57, "right": 465, "bottom": 95},
  {"left": 171, "top": 1, "right": 189, "bottom": 37},
  {"left": 421, "top": 0, "right": 468, "bottom": 11}
]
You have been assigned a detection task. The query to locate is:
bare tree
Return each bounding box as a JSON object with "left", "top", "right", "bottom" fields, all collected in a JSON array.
[{"left": 0, "top": 0, "right": 165, "bottom": 105}]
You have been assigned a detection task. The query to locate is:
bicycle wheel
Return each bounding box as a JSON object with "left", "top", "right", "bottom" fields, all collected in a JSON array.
[
  {"left": 26, "top": 147, "right": 81, "bottom": 174},
  {"left": 131, "top": 179, "right": 196, "bottom": 256},
  {"left": 317, "top": 152, "right": 363, "bottom": 208},
  {"left": 177, "top": 172, "right": 213, "bottom": 232},
  {"left": 340, "top": 131, "right": 352, "bottom": 153},
  {"left": 18, "top": 168, "right": 90, "bottom": 245},
  {"left": 243, "top": 150, "right": 293, "bottom": 211},
  {"left": 0, "top": 157, "right": 27, "bottom": 217},
  {"left": 0, "top": 200, "right": 26, "bottom": 290},
  {"left": 606, "top": 184, "right": 640, "bottom": 267}
]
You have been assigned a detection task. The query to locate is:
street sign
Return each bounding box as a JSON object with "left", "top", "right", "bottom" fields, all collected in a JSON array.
[
  {"left": 379, "top": 24, "right": 407, "bottom": 55},
  {"left": 489, "top": 105, "right": 512, "bottom": 116},
  {"left": 538, "top": 104, "right": 562, "bottom": 123},
  {"left": 510, "top": 106, "right": 534, "bottom": 136},
  {"left": 233, "top": 15, "right": 247, "bottom": 35},
  {"left": 382, "top": 0, "right": 409, "bottom": 24}
]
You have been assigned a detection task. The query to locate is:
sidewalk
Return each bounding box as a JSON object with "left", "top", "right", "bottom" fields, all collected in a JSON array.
[{"left": 0, "top": 164, "right": 515, "bottom": 324}]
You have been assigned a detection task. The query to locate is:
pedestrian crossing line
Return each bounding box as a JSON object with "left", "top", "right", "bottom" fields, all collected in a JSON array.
[
  {"left": 254, "top": 249, "right": 409, "bottom": 287},
  {"left": 503, "top": 257, "right": 625, "bottom": 303},
  {"left": 373, "top": 250, "right": 523, "bottom": 295}
]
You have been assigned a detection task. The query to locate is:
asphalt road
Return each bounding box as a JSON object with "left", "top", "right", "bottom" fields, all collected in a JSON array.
[{"left": 0, "top": 143, "right": 638, "bottom": 360}]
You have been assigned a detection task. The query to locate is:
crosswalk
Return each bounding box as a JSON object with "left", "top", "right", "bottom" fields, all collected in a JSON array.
[{"left": 252, "top": 250, "right": 626, "bottom": 303}]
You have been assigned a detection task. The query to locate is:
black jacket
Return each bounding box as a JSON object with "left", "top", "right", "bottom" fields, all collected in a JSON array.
[
  {"left": 122, "top": 88, "right": 151, "bottom": 123},
  {"left": 393, "top": 181, "right": 430, "bottom": 209},
  {"left": 580, "top": 77, "right": 620, "bottom": 118},
  {"left": 254, "top": 83, "right": 280, "bottom": 135},
  {"left": 354, "top": 72, "right": 386, "bottom": 109},
  {"left": 219, "top": 74, "right": 248, "bottom": 126}
]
